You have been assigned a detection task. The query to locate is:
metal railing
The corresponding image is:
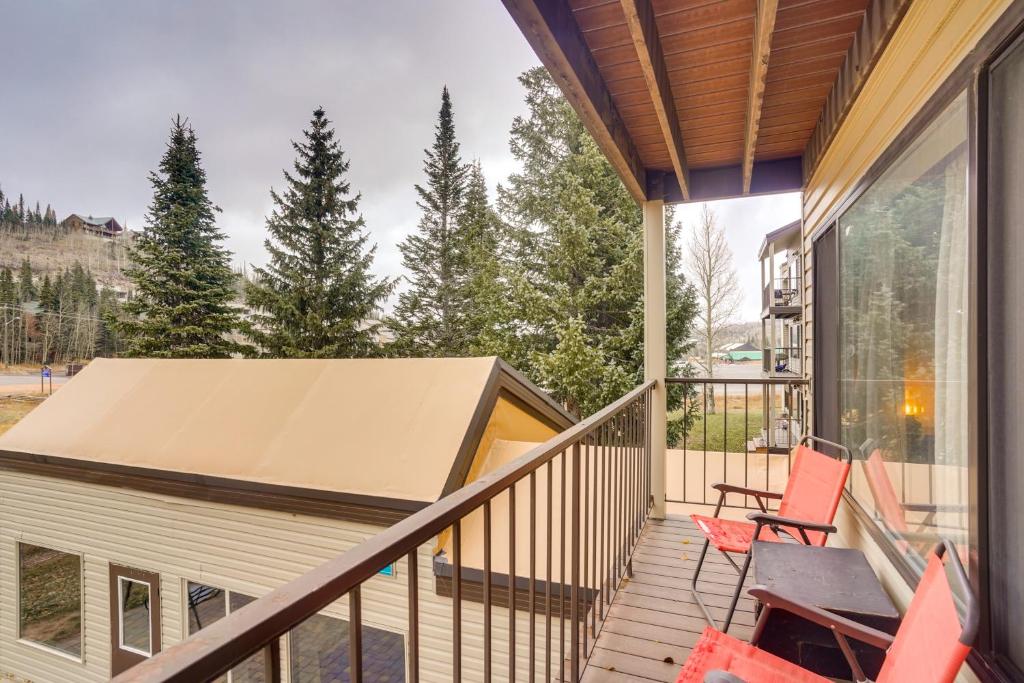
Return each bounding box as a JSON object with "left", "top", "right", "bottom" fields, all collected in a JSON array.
[
  {"left": 114, "top": 381, "right": 655, "bottom": 683},
  {"left": 763, "top": 346, "right": 802, "bottom": 375},
  {"left": 666, "top": 377, "right": 807, "bottom": 510},
  {"left": 762, "top": 277, "right": 801, "bottom": 309}
]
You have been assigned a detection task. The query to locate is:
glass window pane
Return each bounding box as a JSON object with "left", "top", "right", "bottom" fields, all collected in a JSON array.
[
  {"left": 119, "top": 578, "right": 152, "bottom": 654},
  {"left": 187, "top": 582, "right": 226, "bottom": 635},
  {"left": 839, "top": 91, "right": 970, "bottom": 574},
  {"left": 289, "top": 613, "right": 405, "bottom": 682},
  {"left": 18, "top": 543, "right": 82, "bottom": 657}
]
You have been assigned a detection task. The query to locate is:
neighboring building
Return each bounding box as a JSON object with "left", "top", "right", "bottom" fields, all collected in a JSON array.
[
  {"left": 715, "top": 341, "right": 762, "bottom": 363},
  {"left": 0, "top": 357, "right": 574, "bottom": 682},
  {"left": 61, "top": 214, "right": 124, "bottom": 238}
]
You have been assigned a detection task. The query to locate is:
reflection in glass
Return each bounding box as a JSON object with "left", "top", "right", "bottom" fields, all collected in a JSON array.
[
  {"left": 839, "top": 91, "right": 970, "bottom": 573},
  {"left": 119, "top": 578, "right": 152, "bottom": 654},
  {"left": 18, "top": 543, "right": 82, "bottom": 657}
]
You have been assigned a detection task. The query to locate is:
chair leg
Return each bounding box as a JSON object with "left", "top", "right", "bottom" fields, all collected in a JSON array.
[
  {"left": 690, "top": 538, "right": 720, "bottom": 630},
  {"left": 722, "top": 551, "right": 752, "bottom": 634}
]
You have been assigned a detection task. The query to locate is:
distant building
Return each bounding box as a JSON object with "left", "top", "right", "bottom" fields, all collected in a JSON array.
[
  {"left": 715, "top": 341, "right": 763, "bottom": 362},
  {"left": 61, "top": 213, "right": 124, "bottom": 238}
]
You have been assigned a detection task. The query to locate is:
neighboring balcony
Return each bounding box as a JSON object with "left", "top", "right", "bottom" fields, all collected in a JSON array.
[
  {"left": 763, "top": 346, "right": 802, "bottom": 376},
  {"left": 761, "top": 278, "right": 802, "bottom": 318}
]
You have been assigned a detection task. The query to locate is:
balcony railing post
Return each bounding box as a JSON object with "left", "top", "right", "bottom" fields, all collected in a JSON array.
[
  {"left": 570, "top": 442, "right": 581, "bottom": 681},
  {"left": 349, "top": 586, "right": 362, "bottom": 683},
  {"left": 261, "top": 639, "right": 280, "bottom": 683}
]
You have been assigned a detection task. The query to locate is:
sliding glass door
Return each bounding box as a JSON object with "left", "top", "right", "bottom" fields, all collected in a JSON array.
[{"left": 986, "top": 30, "right": 1024, "bottom": 679}]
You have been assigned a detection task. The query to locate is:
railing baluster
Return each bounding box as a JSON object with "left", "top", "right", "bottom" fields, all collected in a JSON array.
[
  {"left": 408, "top": 549, "right": 419, "bottom": 683},
  {"left": 350, "top": 586, "right": 363, "bottom": 683},
  {"left": 483, "top": 499, "right": 491, "bottom": 679},
  {"left": 582, "top": 438, "right": 589, "bottom": 657},
  {"left": 723, "top": 383, "right": 728, "bottom": 505},
  {"left": 453, "top": 520, "right": 462, "bottom": 682},
  {"left": 507, "top": 485, "right": 516, "bottom": 683},
  {"left": 559, "top": 450, "right": 566, "bottom": 682},
  {"left": 529, "top": 471, "right": 536, "bottom": 683},
  {"left": 745, "top": 383, "right": 750, "bottom": 508},
  {"left": 545, "top": 459, "right": 552, "bottom": 682},
  {"left": 600, "top": 423, "right": 608, "bottom": 618},
  {"left": 570, "top": 442, "right": 581, "bottom": 682},
  {"left": 261, "top": 639, "right": 280, "bottom": 683},
  {"left": 703, "top": 381, "right": 708, "bottom": 504}
]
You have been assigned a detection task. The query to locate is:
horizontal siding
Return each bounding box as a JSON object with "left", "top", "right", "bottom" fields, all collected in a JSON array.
[{"left": 0, "top": 471, "right": 561, "bottom": 683}]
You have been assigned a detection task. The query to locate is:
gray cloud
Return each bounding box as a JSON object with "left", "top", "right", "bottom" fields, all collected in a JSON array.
[{"left": 0, "top": 0, "right": 540, "bottom": 291}]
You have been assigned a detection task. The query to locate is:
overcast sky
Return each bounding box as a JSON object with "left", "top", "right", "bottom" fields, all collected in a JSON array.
[{"left": 0, "top": 0, "right": 799, "bottom": 321}]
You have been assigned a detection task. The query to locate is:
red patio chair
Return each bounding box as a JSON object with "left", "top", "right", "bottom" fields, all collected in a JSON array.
[
  {"left": 676, "top": 540, "right": 979, "bottom": 683},
  {"left": 690, "top": 435, "right": 852, "bottom": 632}
]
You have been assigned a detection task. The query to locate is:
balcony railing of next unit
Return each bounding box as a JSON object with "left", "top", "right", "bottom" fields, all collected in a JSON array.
[
  {"left": 762, "top": 346, "right": 802, "bottom": 375},
  {"left": 114, "top": 382, "right": 655, "bottom": 683},
  {"left": 665, "top": 377, "right": 808, "bottom": 511},
  {"left": 762, "top": 277, "right": 801, "bottom": 310}
]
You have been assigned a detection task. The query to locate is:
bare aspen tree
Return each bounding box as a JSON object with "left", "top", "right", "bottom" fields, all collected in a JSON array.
[{"left": 686, "top": 204, "right": 741, "bottom": 413}]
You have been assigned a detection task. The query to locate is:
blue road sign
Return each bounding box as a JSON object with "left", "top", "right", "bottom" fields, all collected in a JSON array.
[{"left": 41, "top": 368, "right": 51, "bottom": 378}]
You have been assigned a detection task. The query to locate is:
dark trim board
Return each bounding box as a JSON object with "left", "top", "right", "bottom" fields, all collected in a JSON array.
[
  {"left": 657, "top": 157, "right": 803, "bottom": 204},
  {"left": 0, "top": 448, "right": 429, "bottom": 526}
]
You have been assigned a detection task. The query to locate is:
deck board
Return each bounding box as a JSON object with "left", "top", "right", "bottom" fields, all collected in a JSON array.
[{"left": 584, "top": 517, "right": 756, "bottom": 682}]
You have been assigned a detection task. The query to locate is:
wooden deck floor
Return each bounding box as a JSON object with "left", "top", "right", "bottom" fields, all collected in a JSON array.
[{"left": 582, "top": 516, "right": 756, "bottom": 682}]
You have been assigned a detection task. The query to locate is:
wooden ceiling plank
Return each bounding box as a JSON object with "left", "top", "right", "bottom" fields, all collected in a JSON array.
[
  {"left": 620, "top": 0, "right": 691, "bottom": 199},
  {"left": 742, "top": 0, "right": 779, "bottom": 194},
  {"left": 502, "top": 0, "right": 648, "bottom": 202}
]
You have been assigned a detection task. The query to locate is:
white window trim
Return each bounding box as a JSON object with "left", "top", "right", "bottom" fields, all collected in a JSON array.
[
  {"left": 15, "top": 540, "right": 85, "bottom": 663},
  {"left": 117, "top": 575, "right": 153, "bottom": 657}
]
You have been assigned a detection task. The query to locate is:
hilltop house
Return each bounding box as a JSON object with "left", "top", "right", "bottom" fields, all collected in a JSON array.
[{"left": 61, "top": 214, "right": 124, "bottom": 238}]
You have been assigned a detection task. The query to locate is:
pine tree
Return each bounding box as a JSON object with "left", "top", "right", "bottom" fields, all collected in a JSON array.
[
  {"left": 493, "top": 68, "right": 698, "bottom": 419},
  {"left": 459, "top": 161, "right": 509, "bottom": 355},
  {"left": 118, "top": 116, "right": 246, "bottom": 358},
  {"left": 391, "top": 87, "right": 470, "bottom": 357},
  {"left": 245, "top": 108, "right": 393, "bottom": 358},
  {"left": 17, "top": 259, "right": 34, "bottom": 302}
]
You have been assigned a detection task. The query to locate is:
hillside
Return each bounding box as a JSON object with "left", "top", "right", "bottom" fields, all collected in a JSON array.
[{"left": 0, "top": 222, "right": 133, "bottom": 293}]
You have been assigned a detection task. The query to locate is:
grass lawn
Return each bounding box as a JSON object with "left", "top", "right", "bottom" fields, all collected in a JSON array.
[
  {"left": 671, "top": 410, "right": 763, "bottom": 453},
  {"left": 0, "top": 397, "right": 41, "bottom": 437}
]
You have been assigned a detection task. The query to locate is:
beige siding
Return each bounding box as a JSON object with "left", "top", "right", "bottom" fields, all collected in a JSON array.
[{"left": 0, "top": 471, "right": 558, "bottom": 683}]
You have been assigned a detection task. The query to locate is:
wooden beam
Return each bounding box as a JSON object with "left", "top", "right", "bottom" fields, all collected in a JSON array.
[
  {"left": 742, "top": 0, "right": 779, "bottom": 195},
  {"left": 803, "top": 0, "right": 913, "bottom": 181},
  {"left": 619, "top": 0, "right": 690, "bottom": 201},
  {"left": 502, "top": 0, "right": 648, "bottom": 203},
  {"left": 661, "top": 156, "right": 803, "bottom": 204}
]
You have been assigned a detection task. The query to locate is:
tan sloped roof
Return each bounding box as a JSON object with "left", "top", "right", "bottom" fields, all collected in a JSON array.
[{"left": 0, "top": 357, "right": 503, "bottom": 503}]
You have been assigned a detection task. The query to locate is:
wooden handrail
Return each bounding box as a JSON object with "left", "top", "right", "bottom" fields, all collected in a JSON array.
[{"left": 114, "top": 380, "right": 656, "bottom": 683}]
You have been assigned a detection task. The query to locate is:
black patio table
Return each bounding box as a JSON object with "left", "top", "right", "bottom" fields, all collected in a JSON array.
[{"left": 751, "top": 540, "right": 901, "bottom": 679}]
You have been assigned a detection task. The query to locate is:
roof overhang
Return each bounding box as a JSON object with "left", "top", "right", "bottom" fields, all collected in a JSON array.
[{"left": 501, "top": 0, "right": 912, "bottom": 204}]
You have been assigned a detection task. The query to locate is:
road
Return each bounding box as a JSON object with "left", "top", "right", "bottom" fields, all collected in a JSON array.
[{"left": 0, "top": 373, "right": 69, "bottom": 386}]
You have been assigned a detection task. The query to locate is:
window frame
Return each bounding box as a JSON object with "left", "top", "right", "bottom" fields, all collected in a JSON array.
[
  {"left": 117, "top": 575, "right": 153, "bottom": 657},
  {"left": 15, "top": 540, "right": 85, "bottom": 663}
]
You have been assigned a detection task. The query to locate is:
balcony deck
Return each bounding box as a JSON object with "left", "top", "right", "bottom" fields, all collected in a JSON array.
[{"left": 583, "top": 516, "right": 755, "bottom": 682}]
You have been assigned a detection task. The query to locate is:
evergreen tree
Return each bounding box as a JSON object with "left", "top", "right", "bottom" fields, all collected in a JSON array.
[
  {"left": 492, "top": 68, "right": 698, "bottom": 421},
  {"left": 460, "top": 160, "right": 510, "bottom": 355},
  {"left": 118, "top": 116, "right": 246, "bottom": 358},
  {"left": 391, "top": 87, "right": 470, "bottom": 356},
  {"left": 245, "top": 108, "right": 393, "bottom": 358},
  {"left": 17, "top": 259, "right": 34, "bottom": 302}
]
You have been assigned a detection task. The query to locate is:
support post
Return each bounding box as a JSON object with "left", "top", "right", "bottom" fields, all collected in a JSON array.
[{"left": 643, "top": 199, "right": 667, "bottom": 519}]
